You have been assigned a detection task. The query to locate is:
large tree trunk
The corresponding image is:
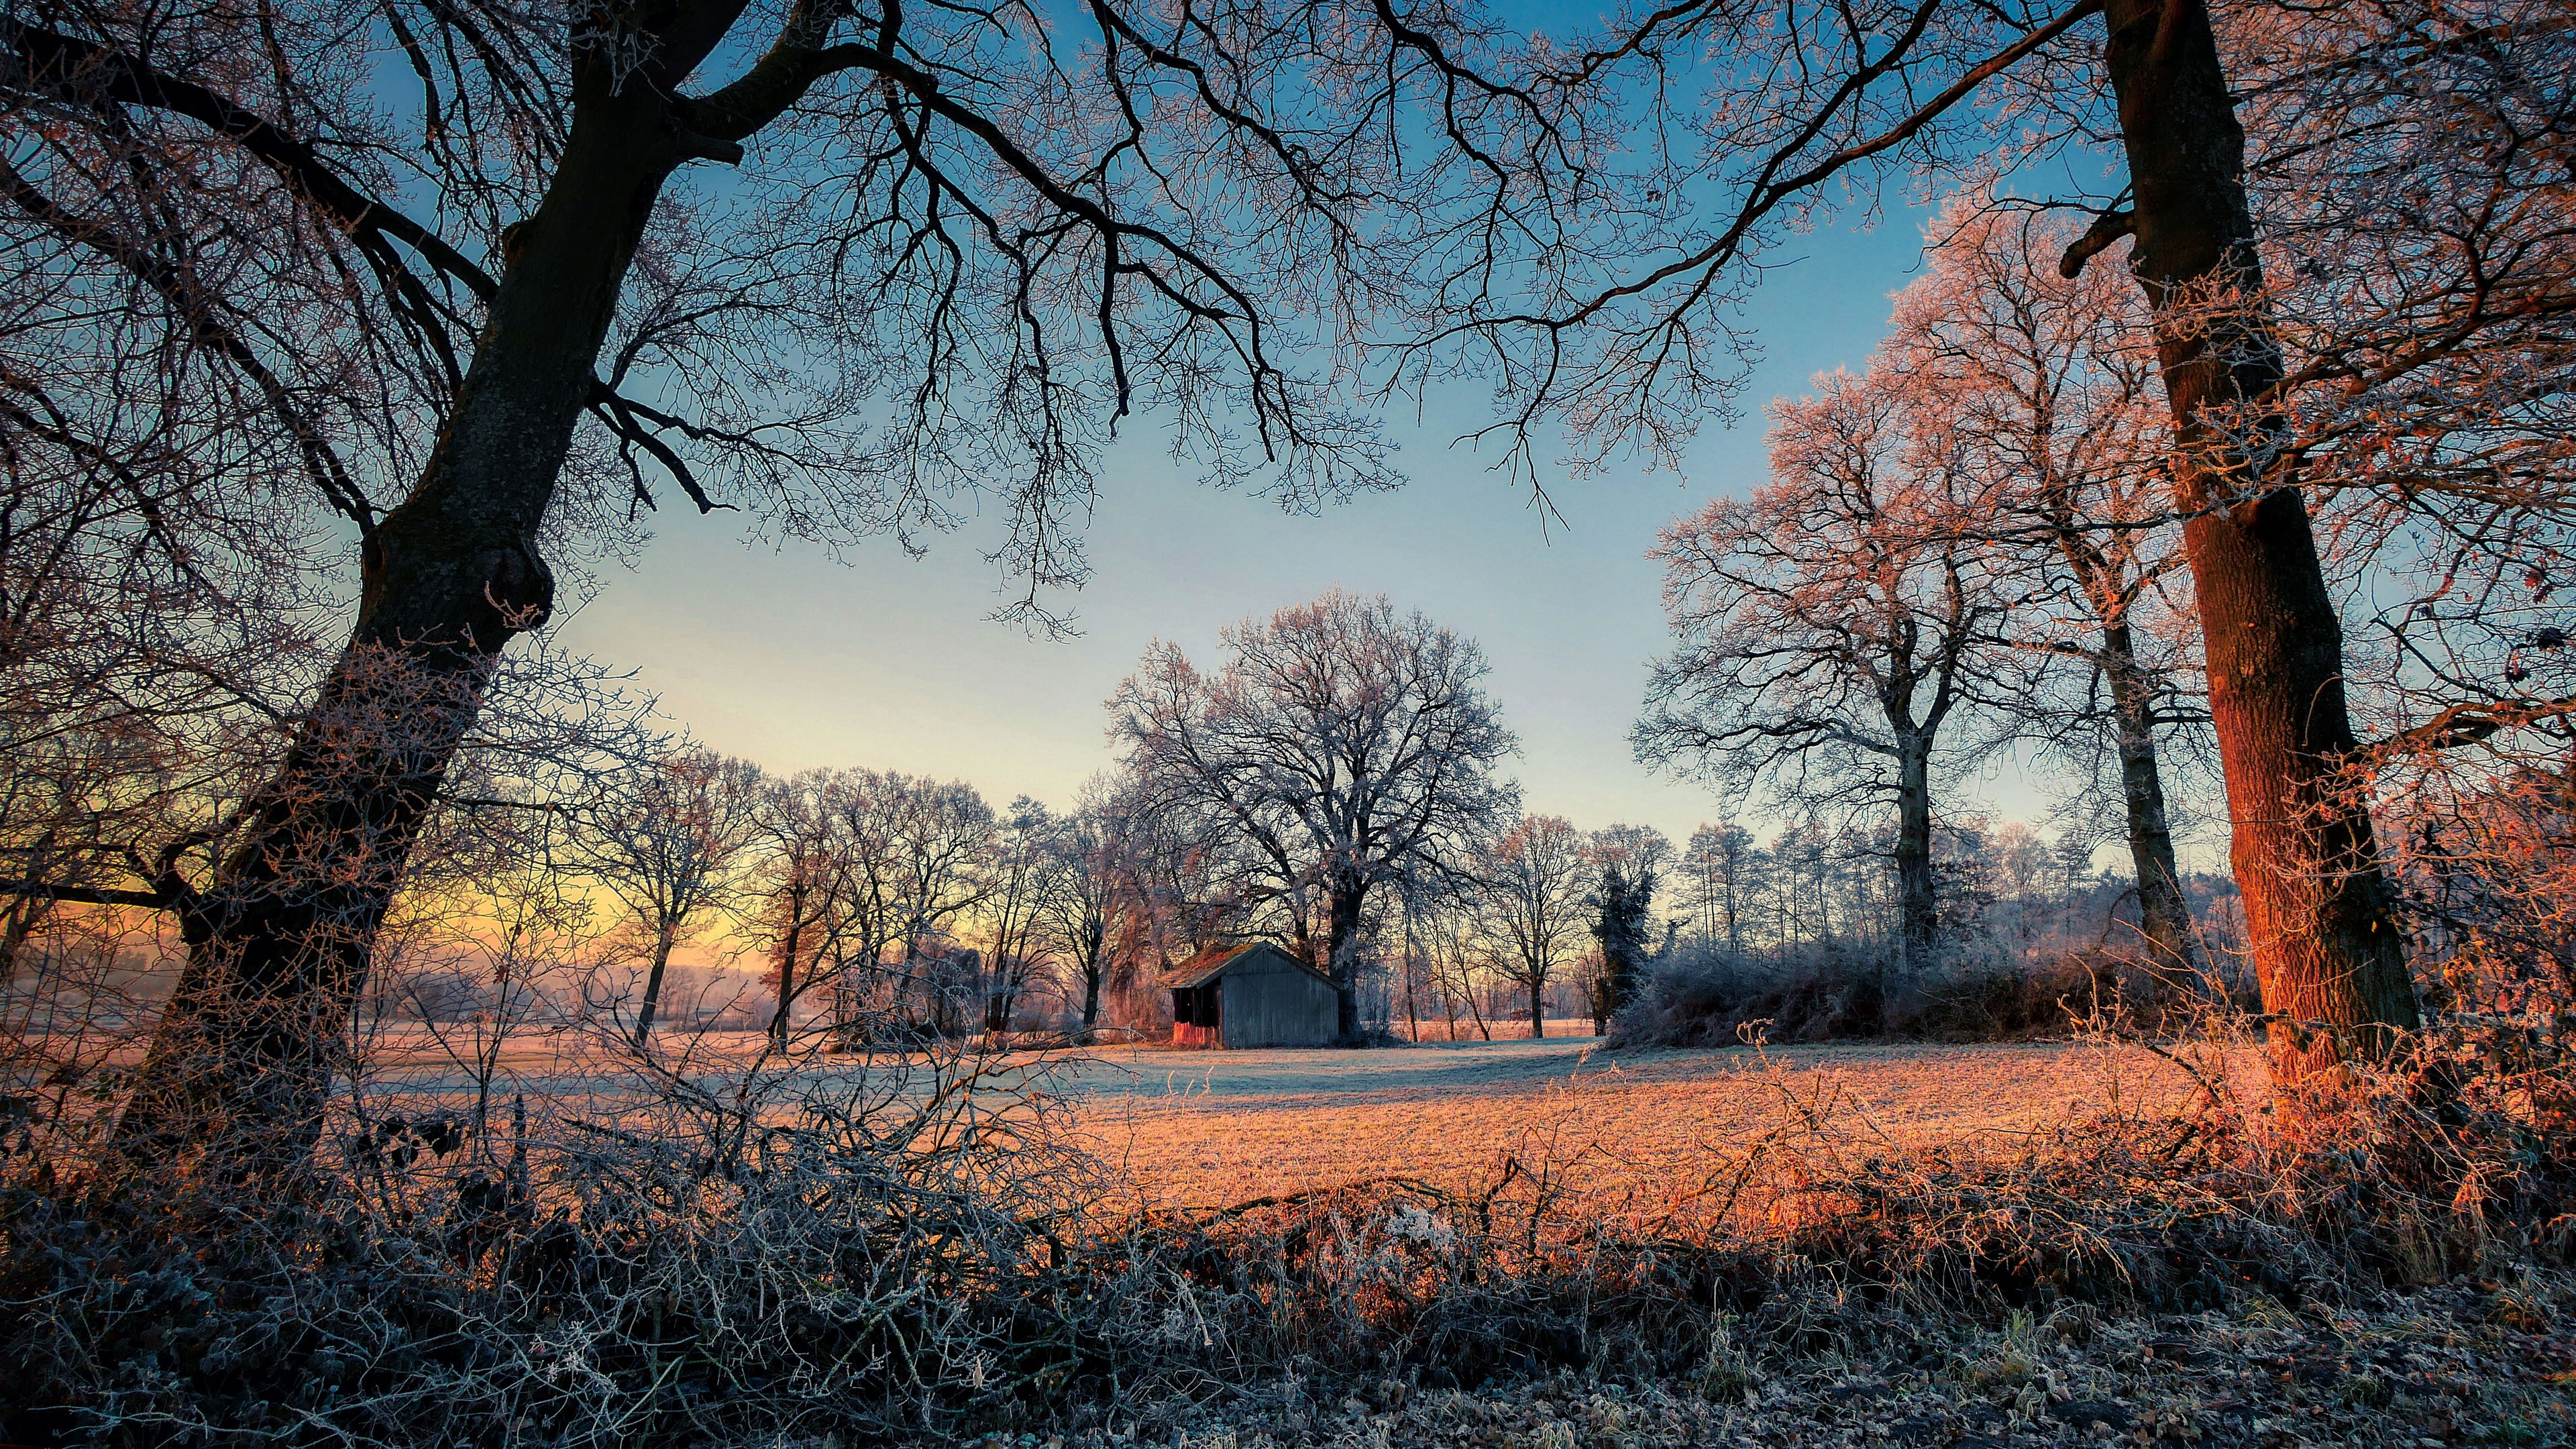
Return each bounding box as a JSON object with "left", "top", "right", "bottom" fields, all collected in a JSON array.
[
  {"left": 1892, "top": 737, "right": 1937, "bottom": 973},
  {"left": 113, "top": 83, "right": 683, "bottom": 1173},
  {"left": 2099, "top": 0, "right": 2418, "bottom": 1081},
  {"left": 1324, "top": 878, "right": 1366, "bottom": 1041},
  {"left": 2102, "top": 623, "right": 2196, "bottom": 974}
]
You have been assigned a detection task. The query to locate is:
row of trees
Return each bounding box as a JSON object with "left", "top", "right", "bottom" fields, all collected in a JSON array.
[
  {"left": 1674, "top": 816, "right": 2242, "bottom": 971},
  {"left": 1100, "top": 589, "right": 2201, "bottom": 1041},
  {"left": 1639, "top": 203, "right": 2206, "bottom": 985},
  {"left": 1370, "top": 816, "right": 1669, "bottom": 1042},
  {"left": 588, "top": 591, "right": 1671, "bottom": 1049},
  {"left": 573, "top": 758, "right": 1228, "bottom": 1048},
  {"left": 561, "top": 587, "right": 1652, "bottom": 1047},
  {"left": 537, "top": 627, "right": 2202, "bottom": 1051}
]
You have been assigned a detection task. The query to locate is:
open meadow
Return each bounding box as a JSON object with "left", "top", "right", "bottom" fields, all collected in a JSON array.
[
  {"left": 1058, "top": 1035, "right": 2239, "bottom": 1212},
  {"left": 313, "top": 1026, "right": 2245, "bottom": 1220}
]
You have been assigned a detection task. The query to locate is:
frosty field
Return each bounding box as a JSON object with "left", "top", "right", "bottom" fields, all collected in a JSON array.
[{"left": 1053, "top": 1036, "right": 2240, "bottom": 1210}]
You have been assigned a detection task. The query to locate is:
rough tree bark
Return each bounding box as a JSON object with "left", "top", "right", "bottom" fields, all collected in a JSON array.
[
  {"left": 637, "top": 920, "right": 680, "bottom": 1044},
  {"left": 113, "top": 78, "right": 701, "bottom": 1169},
  {"left": 770, "top": 878, "right": 809, "bottom": 1046},
  {"left": 2096, "top": 0, "right": 2419, "bottom": 1079}
]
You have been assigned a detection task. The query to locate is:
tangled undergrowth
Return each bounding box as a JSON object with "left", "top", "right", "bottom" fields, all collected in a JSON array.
[
  {"left": 1050, "top": 1273, "right": 2576, "bottom": 1449},
  {"left": 3, "top": 1015, "right": 2571, "bottom": 1447}
]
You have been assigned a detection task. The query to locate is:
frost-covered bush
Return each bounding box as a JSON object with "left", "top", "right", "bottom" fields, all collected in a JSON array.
[
  {"left": 0, "top": 1039, "right": 1102, "bottom": 1448},
  {"left": 1610, "top": 935, "right": 2231, "bottom": 1048}
]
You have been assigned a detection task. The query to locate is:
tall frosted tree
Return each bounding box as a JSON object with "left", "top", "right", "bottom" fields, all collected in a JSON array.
[
  {"left": 1037, "top": 777, "right": 1140, "bottom": 1041},
  {"left": 570, "top": 746, "right": 763, "bottom": 1044},
  {"left": 1480, "top": 814, "right": 1589, "bottom": 1039},
  {"left": 1638, "top": 370, "right": 1998, "bottom": 972},
  {"left": 1678, "top": 822, "right": 1758, "bottom": 953},
  {"left": 1889, "top": 200, "right": 2204, "bottom": 973}
]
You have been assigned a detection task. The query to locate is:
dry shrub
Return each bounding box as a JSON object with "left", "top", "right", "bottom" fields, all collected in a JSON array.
[
  {"left": 1611, "top": 943, "right": 1896, "bottom": 1047},
  {"left": 1079, "top": 1014, "right": 2576, "bottom": 1401},
  {"left": 0, "top": 1034, "right": 1103, "bottom": 1448}
]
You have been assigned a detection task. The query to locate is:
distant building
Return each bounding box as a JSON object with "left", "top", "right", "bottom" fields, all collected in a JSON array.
[{"left": 1163, "top": 941, "right": 1340, "bottom": 1049}]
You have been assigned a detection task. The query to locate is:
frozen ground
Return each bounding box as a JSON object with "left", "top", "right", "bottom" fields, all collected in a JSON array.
[
  {"left": 323, "top": 1026, "right": 2246, "bottom": 1211},
  {"left": 1059, "top": 1035, "right": 2239, "bottom": 1209}
]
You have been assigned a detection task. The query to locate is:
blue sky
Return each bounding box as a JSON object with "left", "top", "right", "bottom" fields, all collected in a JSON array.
[{"left": 550, "top": 203, "right": 2100, "bottom": 853}]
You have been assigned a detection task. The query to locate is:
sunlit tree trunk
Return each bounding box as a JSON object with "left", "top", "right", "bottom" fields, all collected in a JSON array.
[{"left": 2099, "top": 0, "right": 2418, "bottom": 1080}]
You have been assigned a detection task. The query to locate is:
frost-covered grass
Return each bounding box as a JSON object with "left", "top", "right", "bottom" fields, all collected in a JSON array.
[
  {"left": 1042, "top": 1273, "right": 2576, "bottom": 1449},
  {"left": 11, "top": 1024, "right": 2564, "bottom": 1448},
  {"left": 1064, "top": 1037, "right": 2231, "bottom": 1211}
]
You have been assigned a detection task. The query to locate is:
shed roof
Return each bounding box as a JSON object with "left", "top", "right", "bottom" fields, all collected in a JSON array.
[{"left": 1161, "top": 941, "right": 1334, "bottom": 990}]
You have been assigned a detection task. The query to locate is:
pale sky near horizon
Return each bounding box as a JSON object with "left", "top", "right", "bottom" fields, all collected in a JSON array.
[{"left": 550, "top": 207, "right": 2162, "bottom": 863}]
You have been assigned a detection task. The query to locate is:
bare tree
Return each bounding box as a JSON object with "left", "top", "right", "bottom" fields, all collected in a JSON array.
[
  {"left": 1479, "top": 814, "right": 1588, "bottom": 1039},
  {"left": 572, "top": 746, "right": 762, "bottom": 1044},
  {"left": 1037, "top": 777, "right": 1139, "bottom": 1040},
  {"left": 1890, "top": 199, "right": 2205, "bottom": 972},
  {"left": 977, "top": 796, "right": 1055, "bottom": 1035},
  {"left": 3, "top": 0, "right": 1580, "bottom": 1167},
  {"left": 745, "top": 771, "right": 845, "bottom": 1046},
  {"left": 1113, "top": 590, "right": 1519, "bottom": 1039},
  {"left": 1637, "top": 369, "right": 1998, "bottom": 972},
  {"left": 1407, "top": 878, "right": 1496, "bottom": 1041},
  {"left": 812, "top": 771, "right": 906, "bottom": 1047},
  {"left": 1677, "top": 822, "right": 1758, "bottom": 953},
  {"left": 883, "top": 775, "right": 996, "bottom": 1034},
  {"left": 1432, "top": 0, "right": 2569, "bottom": 1079}
]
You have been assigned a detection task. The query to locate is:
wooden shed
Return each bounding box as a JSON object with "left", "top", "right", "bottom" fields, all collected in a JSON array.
[{"left": 1164, "top": 941, "right": 1340, "bottom": 1049}]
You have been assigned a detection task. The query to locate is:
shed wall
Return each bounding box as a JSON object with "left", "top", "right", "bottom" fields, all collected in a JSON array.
[{"left": 1218, "top": 949, "right": 1338, "bottom": 1047}]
